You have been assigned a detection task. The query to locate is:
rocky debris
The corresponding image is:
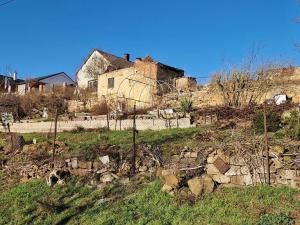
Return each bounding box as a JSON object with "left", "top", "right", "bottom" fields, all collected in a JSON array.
[{"left": 46, "top": 169, "right": 71, "bottom": 186}]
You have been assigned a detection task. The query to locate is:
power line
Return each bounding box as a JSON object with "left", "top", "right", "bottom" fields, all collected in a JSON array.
[{"left": 0, "top": 0, "right": 16, "bottom": 8}]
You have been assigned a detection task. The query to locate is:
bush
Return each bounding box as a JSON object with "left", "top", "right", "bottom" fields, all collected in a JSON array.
[
  {"left": 283, "top": 110, "right": 300, "bottom": 140},
  {"left": 90, "top": 102, "right": 109, "bottom": 115},
  {"left": 256, "top": 214, "right": 294, "bottom": 225},
  {"left": 252, "top": 111, "right": 281, "bottom": 134},
  {"left": 180, "top": 98, "right": 193, "bottom": 114}
]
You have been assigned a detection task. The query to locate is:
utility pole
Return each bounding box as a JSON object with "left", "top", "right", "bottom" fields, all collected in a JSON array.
[{"left": 263, "top": 102, "right": 270, "bottom": 185}]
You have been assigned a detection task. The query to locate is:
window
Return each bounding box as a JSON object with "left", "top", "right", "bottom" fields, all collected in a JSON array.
[{"left": 108, "top": 77, "right": 114, "bottom": 89}]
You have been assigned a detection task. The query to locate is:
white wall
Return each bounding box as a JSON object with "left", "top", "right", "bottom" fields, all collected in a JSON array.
[
  {"left": 76, "top": 51, "right": 110, "bottom": 89},
  {"left": 1, "top": 118, "right": 193, "bottom": 133}
]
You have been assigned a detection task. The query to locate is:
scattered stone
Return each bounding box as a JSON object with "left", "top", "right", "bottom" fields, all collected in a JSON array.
[
  {"left": 46, "top": 169, "right": 70, "bottom": 186},
  {"left": 100, "top": 172, "right": 114, "bottom": 183},
  {"left": 71, "top": 158, "right": 79, "bottom": 169},
  {"left": 99, "top": 155, "right": 110, "bottom": 165},
  {"left": 139, "top": 166, "right": 148, "bottom": 172},
  {"left": 161, "top": 184, "right": 173, "bottom": 192},
  {"left": 119, "top": 177, "right": 130, "bottom": 185}
]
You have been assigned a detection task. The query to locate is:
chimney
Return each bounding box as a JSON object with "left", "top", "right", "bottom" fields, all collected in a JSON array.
[
  {"left": 13, "top": 71, "right": 17, "bottom": 81},
  {"left": 123, "top": 53, "right": 130, "bottom": 61}
]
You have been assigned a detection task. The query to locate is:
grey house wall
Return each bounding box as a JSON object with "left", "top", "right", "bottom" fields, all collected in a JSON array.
[{"left": 41, "top": 73, "right": 74, "bottom": 85}]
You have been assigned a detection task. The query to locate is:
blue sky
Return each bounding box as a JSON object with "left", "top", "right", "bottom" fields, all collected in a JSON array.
[{"left": 0, "top": 0, "right": 299, "bottom": 83}]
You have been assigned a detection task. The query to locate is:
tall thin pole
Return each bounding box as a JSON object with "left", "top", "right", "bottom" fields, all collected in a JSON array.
[
  {"left": 52, "top": 108, "right": 59, "bottom": 166},
  {"left": 263, "top": 102, "right": 270, "bottom": 185},
  {"left": 131, "top": 103, "right": 137, "bottom": 176}
]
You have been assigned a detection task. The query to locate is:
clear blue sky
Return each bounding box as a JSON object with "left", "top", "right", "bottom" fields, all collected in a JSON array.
[{"left": 0, "top": 0, "right": 299, "bottom": 83}]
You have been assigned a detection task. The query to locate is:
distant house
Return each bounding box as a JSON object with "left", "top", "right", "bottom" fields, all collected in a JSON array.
[
  {"left": 17, "top": 72, "right": 75, "bottom": 95},
  {"left": 76, "top": 49, "right": 133, "bottom": 89},
  {"left": 98, "top": 56, "right": 185, "bottom": 109},
  {"left": 0, "top": 73, "right": 24, "bottom": 93}
]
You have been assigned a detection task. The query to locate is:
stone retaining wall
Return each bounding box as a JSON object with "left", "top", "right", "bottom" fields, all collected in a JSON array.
[{"left": 1, "top": 118, "right": 193, "bottom": 133}]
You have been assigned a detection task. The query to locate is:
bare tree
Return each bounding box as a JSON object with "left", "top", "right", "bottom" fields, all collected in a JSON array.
[{"left": 211, "top": 53, "right": 284, "bottom": 108}]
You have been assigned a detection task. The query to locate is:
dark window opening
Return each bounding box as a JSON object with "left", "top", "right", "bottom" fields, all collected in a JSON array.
[{"left": 108, "top": 77, "right": 114, "bottom": 89}]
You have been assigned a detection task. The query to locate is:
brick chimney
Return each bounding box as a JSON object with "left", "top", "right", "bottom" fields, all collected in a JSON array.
[{"left": 123, "top": 53, "right": 130, "bottom": 61}]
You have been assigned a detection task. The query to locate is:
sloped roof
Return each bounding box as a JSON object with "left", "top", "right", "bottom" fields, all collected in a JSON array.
[
  {"left": 18, "top": 72, "right": 74, "bottom": 85},
  {"left": 76, "top": 49, "right": 133, "bottom": 77},
  {"left": 0, "top": 74, "right": 24, "bottom": 83}
]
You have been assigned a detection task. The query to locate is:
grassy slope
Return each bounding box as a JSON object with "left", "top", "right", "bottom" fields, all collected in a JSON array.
[
  {"left": 21, "top": 127, "right": 207, "bottom": 155},
  {"left": 0, "top": 179, "right": 299, "bottom": 225},
  {"left": 0, "top": 127, "right": 299, "bottom": 224}
]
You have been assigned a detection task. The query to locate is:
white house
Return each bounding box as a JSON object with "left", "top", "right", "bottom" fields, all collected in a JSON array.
[{"left": 75, "top": 49, "right": 133, "bottom": 89}]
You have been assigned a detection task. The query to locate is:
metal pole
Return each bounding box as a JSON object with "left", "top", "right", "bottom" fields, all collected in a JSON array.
[
  {"left": 263, "top": 102, "right": 270, "bottom": 185},
  {"left": 131, "top": 103, "right": 137, "bottom": 176},
  {"left": 52, "top": 108, "right": 59, "bottom": 166}
]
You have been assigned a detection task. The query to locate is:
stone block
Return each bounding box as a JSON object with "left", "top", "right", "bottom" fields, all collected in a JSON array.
[
  {"left": 212, "top": 174, "right": 231, "bottom": 184},
  {"left": 206, "top": 164, "right": 220, "bottom": 175},
  {"left": 231, "top": 175, "right": 245, "bottom": 186},
  {"left": 240, "top": 166, "right": 250, "bottom": 175},
  {"left": 279, "top": 169, "right": 300, "bottom": 180},
  {"left": 229, "top": 157, "right": 244, "bottom": 166},
  {"left": 190, "top": 152, "right": 198, "bottom": 158},
  {"left": 71, "top": 158, "right": 79, "bottom": 169},
  {"left": 71, "top": 168, "right": 89, "bottom": 177},
  {"left": 79, "top": 161, "right": 93, "bottom": 170},
  {"left": 213, "top": 157, "right": 230, "bottom": 174},
  {"left": 225, "top": 166, "right": 241, "bottom": 176}
]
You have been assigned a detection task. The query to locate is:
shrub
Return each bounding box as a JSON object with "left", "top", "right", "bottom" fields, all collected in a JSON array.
[
  {"left": 90, "top": 102, "right": 109, "bottom": 115},
  {"left": 180, "top": 98, "right": 193, "bottom": 115},
  {"left": 252, "top": 111, "right": 281, "bottom": 134},
  {"left": 283, "top": 110, "right": 300, "bottom": 140},
  {"left": 256, "top": 214, "right": 294, "bottom": 225}
]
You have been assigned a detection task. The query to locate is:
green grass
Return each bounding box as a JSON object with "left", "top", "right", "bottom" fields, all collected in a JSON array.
[
  {"left": 21, "top": 127, "right": 207, "bottom": 156},
  {"left": 0, "top": 179, "right": 299, "bottom": 225}
]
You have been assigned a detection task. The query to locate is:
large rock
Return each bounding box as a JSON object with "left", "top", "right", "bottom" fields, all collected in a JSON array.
[
  {"left": 187, "top": 176, "right": 215, "bottom": 196},
  {"left": 202, "top": 176, "right": 214, "bottom": 193},
  {"left": 187, "top": 177, "right": 203, "bottom": 196},
  {"left": 164, "top": 174, "right": 179, "bottom": 188}
]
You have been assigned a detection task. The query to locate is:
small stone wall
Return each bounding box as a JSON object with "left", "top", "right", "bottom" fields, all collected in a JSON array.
[{"left": 206, "top": 149, "right": 300, "bottom": 189}]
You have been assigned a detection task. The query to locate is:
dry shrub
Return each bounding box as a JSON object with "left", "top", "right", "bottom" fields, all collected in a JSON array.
[{"left": 90, "top": 102, "right": 110, "bottom": 115}]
